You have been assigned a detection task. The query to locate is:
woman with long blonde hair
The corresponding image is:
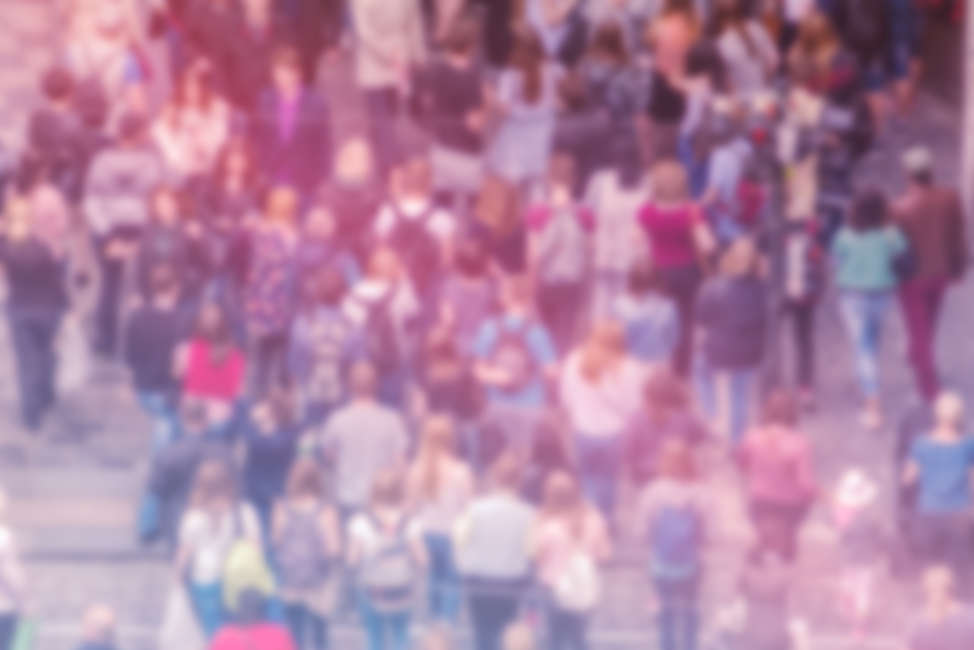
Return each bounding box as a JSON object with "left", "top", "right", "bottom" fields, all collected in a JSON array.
[
  {"left": 406, "top": 415, "right": 475, "bottom": 623},
  {"left": 559, "top": 321, "right": 644, "bottom": 520}
]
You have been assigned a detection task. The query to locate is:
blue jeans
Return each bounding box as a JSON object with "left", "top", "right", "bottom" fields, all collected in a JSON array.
[
  {"left": 357, "top": 592, "right": 410, "bottom": 650},
  {"left": 574, "top": 433, "right": 622, "bottom": 519},
  {"left": 655, "top": 577, "right": 699, "bottom": 650},
  {"left": 284, "top": 602, "right": 329, "bottom": 650},
  {"left": 838, "top": 290, "right": 891, "bottom": 398},
  {"left": 547, "top": 602, "right": 588, "bottom": 650},
  {"left": 189, "top": 581, "right": 224, "bottom": 639},
  {"left": 696, "top": 360, "right": 757, "bottom": 444},
  {"left": 424, "top": 533, "right": 462, "bottom": 622},
  {"left": 137, "top": 391, "right": 178, "bottom": 451}
]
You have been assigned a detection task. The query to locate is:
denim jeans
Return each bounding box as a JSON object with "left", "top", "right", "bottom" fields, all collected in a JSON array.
[
  {"left": 357, "top": 592, "right": 410, "bottom": 650},
  {"left": 137, "top": 390, "right": 178, "bottom": 451},
  {"left": 468, "top": 590, "right": 520, "bottom": 650},
  {"left": 424, "top": 533, "right": 462, "bottom": 622},
  {"left": 363, "top": 87, "right": 401, "bottom": 178},
  {"left": 8, "top": 309, "right": 60, "bottom": 430},
  {"left": 838, "top": 290, "right": 892, "bottom": 399},
  {"left": 189, "top": 581, "right": 224, "bottom": 639},
  {"left": 547, "top": 603, "right": 588, "bottom": 650},
  {"left": 284, "top": 602, "right": 329, "bottom": 650},
  {"left": 655, "top": 577, "right": 699, "bottom": 650},
  {"left": 696, "top": 358, "right": 756, "bottom": 444},
  {"left": 574, "top": 433, "right": 622, "bottom": 520}
]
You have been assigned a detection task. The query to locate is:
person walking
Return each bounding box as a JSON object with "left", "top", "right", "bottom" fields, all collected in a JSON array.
[
  {"left": 831, "top": 188, "right": 909, "bottom": 430},
  {"left": 908, "top": 565, "right": 974, "bottom": 650},
  {"left": 892, "top": 146, "right": 969, "bottom": 402}
]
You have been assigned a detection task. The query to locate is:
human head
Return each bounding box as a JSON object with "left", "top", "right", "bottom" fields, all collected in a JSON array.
[
  {"left": 286, "top": 458, "right": 324, "bottom": 500},
  {"left": 271, "top": 45, "right": 303, "bottom": 95},
  {"left": 394, "top": 154, "right": 433, "bottom": 198},
  {"left": 335, "top": 137, "right": 374, "bottom": 184},
  {"left": 41, "top": 66, "right": 74, "bottom": 104},
  {"left": 580, "top": 321, "right": 626, "bottom": 382},
  {"left": 933, "top": 391, "right": 964, "bottom": 429},
  {"left": 370, "top": 469, "right": 406, "bottom": 509},
  {"left": 305, "top": 203, "right": 336, "bottom": 239},
  {"left": 148, "top": 264, "right": 180, "bottom": 302},
  {"left": 510, "top": 29, "right": 545, "bottom": 103},
  {"left": 265, "top": 185, "right": 299, "bottom": 226},
  {"left": 190, "top": 459, "right": 236, "bottom": 510},
  {"left": 195, "top": 301, "right": 232, "bottom": 344},
  {"left": 348, "top": 360, "right": 378, "bottom": 398},
  {"left": 762, "top": 390, "right": 799, "bottom": 427},
  {"left": 175, "top": 58, "right": 215, "bottom": 109},
  {"left": 502, "top": 622, "right": 536, "bottom": 650},
  {"left": 81, "top": 604, "right": 116, "bottom": 645},
  {"left": 849, "top": 189, "right": 888, "bottom": 232},
  {"left": 590, "top": 20, "right": 629, "bottom": 65},
  {"left": 657, "top": 438, "right": 696, "bottom": 481},
  {"left": 420, "top": 625, "right": 453, "bottom": 650},
  {"left": 4, "top": 195, "right": 31, "bottom": 242},
  {"left": 541, "top": 470, "right": 582, "bottom": 515},
  {"left": 902, "top": 146, "right": 934, "bottom": 186},
  {"left": 547, "top": 152, "right": 577, "bottom": 195},
  {"left": 719, "top": 237, "right": 759, "bottom": 277},
  {"left": 650, "top": 159, "right": 690, "bottom": 203},
  {"left": 420, "top": 414, "right": 456, "bottom": 457},
  {"left": 217, "top": 137, "right": 255, "bottom": 182},
  {"left": 150, "top": 185, "right": 181, "bottom": 225},
  {"left": 475, "top": 175, "right": 521, "bottom": 234},
  {"left": 490, "top": 452, "right": 523, "bottom": 492},
  {"left": 501, "top": 275, "right": 534, "bottom": 314}
]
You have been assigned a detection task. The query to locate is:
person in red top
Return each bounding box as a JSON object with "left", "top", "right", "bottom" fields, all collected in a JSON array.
[
  {"left": 736, "top": 390, "right": 818, "bottom": 563},
  {"left": 638, "top": 160, "right": 716, "bottom": 375},
  {"left": 210, "top": 589, "right": 296, "bottom": 650},
  {"left": 176, "top": 301, "right": 247, "bottom": 438}
]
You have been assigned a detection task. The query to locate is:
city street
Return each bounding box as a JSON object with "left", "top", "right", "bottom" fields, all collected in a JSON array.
[{"left": 0, "top": 2, "right": 970, "bottom": 649}]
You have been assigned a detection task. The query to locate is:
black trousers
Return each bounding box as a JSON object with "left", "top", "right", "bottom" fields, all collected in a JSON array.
[
  {"left": 9, "top": 309, "right": 61, "bottom": 430},
  {"left": 783, "top": 299, "right": 816, "bottom": 389}
]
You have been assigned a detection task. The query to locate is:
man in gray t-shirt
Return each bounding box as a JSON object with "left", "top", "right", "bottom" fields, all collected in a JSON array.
[{"left": 318, "top": 361, "right": 408, "bottom": 514}]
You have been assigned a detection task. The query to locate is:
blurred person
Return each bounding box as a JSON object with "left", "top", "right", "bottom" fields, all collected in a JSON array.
[
  {"left": 470, "top": 175, "right": 529, "bottom": 275},
  {"left": 245, "top": 186, "right": 300, "bottom": 396},
  {"left": 349, "top": 0, "right": 427, "bottom": 177},
  {"left": 289, "top": 268, "right": 362, "bottom": 426},
  {"left": 638, "top": 160, "right": 716, "bottom": 375},
  {"left": 502, "top": 622, "right": 536, "bottom": 650},
  {"left": 347, "top": 470, "right": 427, "bottom": 650},
  {"left": 473, "top": 275, "right": 558, "bottom": 461},
  {"left": 735, "top": 547, "right": 794, "bottom": 650},
  {"left": 210, "top": 589, "right": 297, "bottom": 650},
  {"left": 0, "top": 196, "right": 68, "bottom": 432},
  {"left": 523, "top": 0, "right": 585, "bottom": 62},
  {"left": 612, "top": 260, "right": 680, "bottom": 367},
  {"left": 695, "top": 237, "right": 767, "bottom": 443},
  {"left": 250, "top": 46, "right": 333, "bottom": 199},
  {"left": 712, "top": 0, "right": 778, "bottom": 97},
  {"left": 317, "top": 138, "right": 384, "bottom": 263},
  {"left": 454, "top": 454, "right": 536, "bottom": 650},
  {"left": 736, "top": 391, "right": 817, "bottom": 562},
  {"left": 892, "top": 146, "right": 969, "bottom": 402},
  {"left": 525, "top": 154, "right": 595, "bottom": 354},
  {"left": 642, "top": 8, "right": 699, "bottom": 161},
  {"left": 0, "top": 490, "right": 25, "bottom": 650},
  {"left": 287, "top": 0, "right": 345, "bottom": 85},
  {"left": 529, "top": 471, "right": 612, "bottom": 650},
  {"left": 295, "top": 203, "right": 360, "bottom": 291},
  {"left": 181, "top": 0, "right": 243, "bottom": 94},
  {"left": 227, "top": 0, "right": 289, "bottom": 111},
  {"left": 903, "top": 393, "right": 974, "bottom": 586},
  {"left": 176, "top": 302, "right": 248, "bottom": 439},
  {"left": 585, "top": 0, "right": 659, "bottom": 53},
  {"left": 317, "top": 362, "right": 409, "bottom": 520},
  {"left": 831, "top": 189, "right": 908, "bottom": 430},
  {"left": 273, "top": 460, "right": 342, "bottom": 650},
  {"left": 373, "top": 155, "right": 456, "bottom": 306},
  {"left": 82, "top": 112, "right": 165, "bottom": 357},
  {"left": 624, "top": 368, "right": 707, "bottom": 488},
  {"left": 698, "top": 102, "right": 757, "bottom": 243},
  {"left": 487, "top": 29, "right": 563, "bottom": 186},
  {"left": 124, "top": 264, "right": 192, "bottom": 451},
  {"left": 908, "top": 565, "right": 974, "bottom": 650},
  {"left": 151, "top": 59, "right": 230, "bottom": 183},
  {"left": 476, "top": 0, "right": 521, "bottom": 69},
  {"left": 560, "top": 322, "right": 644, "bottom": 518},
  {"left": 176, "top": 459, "right": 263, "bottom": 638},
  {"left": 415, "top": 18, "right": 489, "bottom": 208},
  {"left": 436, "top": 237, "right": 498, "bottom": 358},
  {"left": 636, "top": 439, "right": 709, "bottom": 650},
  {"left": 75, "top": 604, "right": 118, "bottom": 650},
  {"left": 831, "top": 0, "right": 890, "bottom": 127},
  {"left": 406, "top": 416, "right": 476, "bottom": 623}
]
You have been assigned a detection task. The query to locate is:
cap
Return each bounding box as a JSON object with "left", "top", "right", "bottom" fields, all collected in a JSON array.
[{"left": 902, "top": 146, "right": 933, "bottom": 174}]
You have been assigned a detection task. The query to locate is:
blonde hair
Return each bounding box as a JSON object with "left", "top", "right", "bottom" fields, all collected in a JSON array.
[
  {"left": 412, "top": 415, "right": 457, "bottom": 500},
  {"left": 335, "top": 137, "right": 374, "bottom": 183},
  {"left": 265, "top": 185, "right": 299, "bottom": 224},
  {"left": 650, "top": 160, "right": 690, "bottom": 204},
  {"left": 190, "top": 460, "right": 236, "bottom": 510}
]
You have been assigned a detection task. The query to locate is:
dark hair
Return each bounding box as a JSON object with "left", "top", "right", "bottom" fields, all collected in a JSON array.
[
  {"left": 510, "top": 29, "right": 545, "bottom": 104},
  {"left": 41, "top": 67, "right": 74, "bottom": 101},
  {"left": 149, "top": 264, "right": 179, "bottom": 297},
  {"left": 628, "top": 259, "right": 661, "bottom": 295},
  {"left": 454, "top": 237, "right": 489, "bottom": 277},
  {"left": 215, "top": 137, "right": 257, "bottom": 185},
  {"left": 911, "top": 170, "right": 933, "bottom": 186},
  {"left": 762, "top": 389, "right": 798, "bottom": 427},
  {"left": 686, "top": 41, "right": 726, "bottom": 90},
  {"left": 172, "top": 58, "right": 215, "bottom": 112},
  {"left": 443, "top": 16, "right": 479, "bottom": 55},
  {"left": 849, "top": 189, "right": 888, "bottom": 231},
  {"left": 590, "top": 21, "right": 629, "bottom": 65}
]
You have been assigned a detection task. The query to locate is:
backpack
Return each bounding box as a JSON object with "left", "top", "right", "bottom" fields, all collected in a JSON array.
[
  {"left": 221, "top": 507, "right": 275, "bottom": 613},
  {"left": 358, "top": 515, "right": 415, "bottom": 612},
  {"left": 650, "top": 503, "right": 703, "bottom": 581},
  {"left": 389, "top": 204, "right": 442, "bottom": 297},
  {"left": 554, "top": 548, "right": 601, "bottom": 612},
  {"left": 275, "top": 505, "right": 331, "bottom": 591},
  {"left": 489, "top": 319, "right": 539, "bottom": 393}
]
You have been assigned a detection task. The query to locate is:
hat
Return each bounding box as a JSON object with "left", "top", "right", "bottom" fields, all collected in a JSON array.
[
  {"left": 835, "top": 469, "right": 878, "bottom": 510},
  {"left": 902, "top": 146, "right": 933, "bottom": 174}
]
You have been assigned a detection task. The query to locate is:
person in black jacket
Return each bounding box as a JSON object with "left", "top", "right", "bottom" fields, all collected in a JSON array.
[
  {"left": 0, "top": 196, "right": 68, "bottom": 432},
  {"left": 249, "top": 46, "right": 333, "bottom": 201},
  {"left": 695, "top": 237, "right": 767, "bottom": 444}
]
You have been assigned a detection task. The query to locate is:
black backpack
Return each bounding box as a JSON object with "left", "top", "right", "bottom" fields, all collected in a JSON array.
[{"left": 388, "top": 204, "right": 442, "bottom": 297}]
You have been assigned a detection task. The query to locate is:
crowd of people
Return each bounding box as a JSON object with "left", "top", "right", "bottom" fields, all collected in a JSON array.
[{"left": 0, "top": 0, "right": 972, "bottom": 649}]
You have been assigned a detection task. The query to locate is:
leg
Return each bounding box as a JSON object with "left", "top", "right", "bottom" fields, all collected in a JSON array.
[
  {"left": 656, "top": 582, "right": 677, "bottom": 650},
  {"left": 899, "top": 282, "right": 938, "bottom": 401},
  {"left": 190, "top": 582, "right": 224, "bottom": 639},
  {"left": 792, "top": 300, "right": 816, "bottom": 392},
  {"left": 387, "top": 611, "right": 410, "bottom": 650},
  {"left": 727, "top": 368, "right": 756, "bottom": 445},
  {"left": 284, "top": 602, "right": 307, "bottom": 650},
  {"left": 358, "top": 593, "right": 384, "bottom": 650},
  {"left": 574, "top": 434, "right": 621, "bottom": 521},
  {"left": 95, "top": 251, "right": 125, "bottom": 357},
  {"left": 309, "top": 611, "right": 329, "bottom": 650}
]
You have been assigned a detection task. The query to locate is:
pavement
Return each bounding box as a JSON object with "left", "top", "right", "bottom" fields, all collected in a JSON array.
[{"left": 0, "top": 2, "right": 969, "bottom": 649}]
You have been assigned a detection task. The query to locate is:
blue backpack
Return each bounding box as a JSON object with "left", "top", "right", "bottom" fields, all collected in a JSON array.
[{"left": 650, "top": 503, "right": 703, "bottom": 581}]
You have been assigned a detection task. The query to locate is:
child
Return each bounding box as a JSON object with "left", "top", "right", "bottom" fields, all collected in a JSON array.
[
  {"left": 612, "top": 260, "right": 681, "bottom": 367},
  {"left": 526, "top": 153, "right": 594, "bottom": 354}
]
